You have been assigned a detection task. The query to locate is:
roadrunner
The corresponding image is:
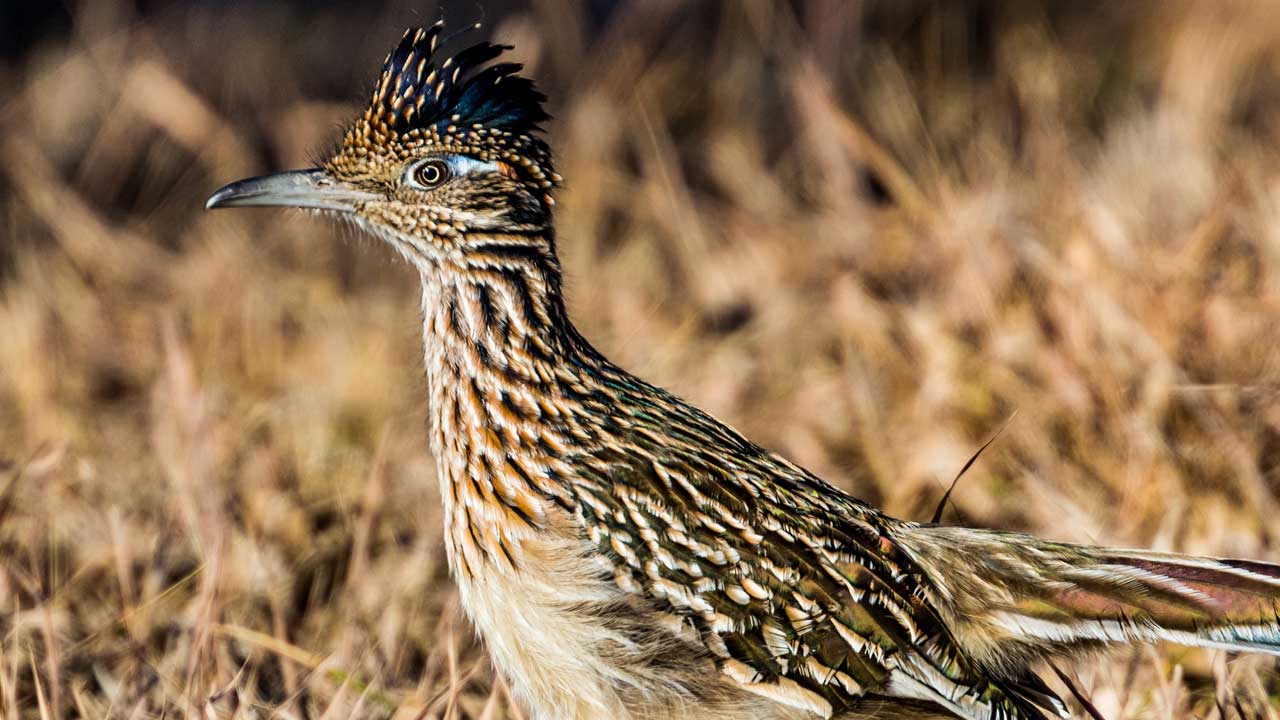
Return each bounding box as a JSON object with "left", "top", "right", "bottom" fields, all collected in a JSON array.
[{"left": 208, "top": 24, "right": 1280, "bottom": 720}]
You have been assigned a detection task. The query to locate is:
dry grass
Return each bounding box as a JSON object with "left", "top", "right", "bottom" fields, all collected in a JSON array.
[{"left": 1, "top": 1, "right": 1279, "bottom": 717}]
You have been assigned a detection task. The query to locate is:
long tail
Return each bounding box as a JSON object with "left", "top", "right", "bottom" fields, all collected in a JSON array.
[{"left": 897, "top": 526, "right": 1280, "bottom": 677}]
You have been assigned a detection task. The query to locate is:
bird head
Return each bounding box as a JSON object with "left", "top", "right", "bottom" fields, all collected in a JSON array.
[{"left": 207, "top": 23, "right": 562, "bottom": 269}]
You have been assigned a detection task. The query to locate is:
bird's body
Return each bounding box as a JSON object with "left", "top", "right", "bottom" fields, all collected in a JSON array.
[
  {"left": 208, "top": 23, "right": 1280, "bottom": 720},
  {"left": 418, "top": 266, "right": 935, "bottom": 719}
]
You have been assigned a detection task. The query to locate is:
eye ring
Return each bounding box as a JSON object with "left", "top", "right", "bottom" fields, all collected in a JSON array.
[{"left": 413, "top": 160, "right": 450, "bottom": 189}]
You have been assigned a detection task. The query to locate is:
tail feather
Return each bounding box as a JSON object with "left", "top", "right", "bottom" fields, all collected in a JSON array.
[
  {"left": 1028, "top": 551, "right": 1280, "bottom": 653},
  {"left": 897, "top": 527, "right": 1280, "bottom": 675}
]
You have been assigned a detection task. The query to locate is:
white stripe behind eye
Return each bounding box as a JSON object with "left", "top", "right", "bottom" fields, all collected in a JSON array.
[
  {"left": 444, "top": 155, "right": 501, "bottom": 176},
  {"left": 401, "top": 155, "right": 503, "bottom": 191}
]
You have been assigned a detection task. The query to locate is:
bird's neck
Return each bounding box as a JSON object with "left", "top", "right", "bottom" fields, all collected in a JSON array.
[{"left": 417, "top": 249, "right": 597, "bottom": 577}]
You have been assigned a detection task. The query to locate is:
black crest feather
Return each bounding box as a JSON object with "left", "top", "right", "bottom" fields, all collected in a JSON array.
[{"left": 371, "top": 23, "right": 551, "bottom": 138}]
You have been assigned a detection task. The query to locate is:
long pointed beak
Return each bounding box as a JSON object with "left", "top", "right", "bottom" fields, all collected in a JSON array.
[{"left": 205, "top": 168, "right": 381, "bottom": 212}]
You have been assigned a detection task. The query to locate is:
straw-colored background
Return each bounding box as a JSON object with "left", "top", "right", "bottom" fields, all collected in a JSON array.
[{"left": 1, "top": 1, "right": 1278, "bottom": 717}]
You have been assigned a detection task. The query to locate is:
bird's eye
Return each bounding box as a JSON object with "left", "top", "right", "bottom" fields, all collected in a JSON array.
[{"left": 413, "top": 160, "right": 450, "bottom": 189}]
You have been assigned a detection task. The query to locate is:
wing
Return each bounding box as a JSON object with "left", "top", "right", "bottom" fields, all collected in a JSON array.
[{"left": 565, "top": 380, "right": 1066, "bottom": 720}]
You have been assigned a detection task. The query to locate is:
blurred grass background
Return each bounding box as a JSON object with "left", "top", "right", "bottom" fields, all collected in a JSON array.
[{"left": 2, "top": 1, "right": 1279, "bottom": 717}]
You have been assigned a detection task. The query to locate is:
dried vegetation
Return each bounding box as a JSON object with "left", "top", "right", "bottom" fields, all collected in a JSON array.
[{"left": 1, "top": 1, "right": 1278, "bottom": 717}]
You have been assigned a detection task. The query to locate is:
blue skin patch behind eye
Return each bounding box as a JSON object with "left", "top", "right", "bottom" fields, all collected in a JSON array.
[
  {"left": 402, "top": 155, "right": 503, "bottom": 190},
  {"left": 444, "top": 155, "right": 502, "bottom": 176}
]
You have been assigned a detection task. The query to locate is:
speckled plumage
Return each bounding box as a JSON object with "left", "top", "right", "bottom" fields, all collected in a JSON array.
[{"left": 209, "top": 23, "right": 1280, "bottom": 720}]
